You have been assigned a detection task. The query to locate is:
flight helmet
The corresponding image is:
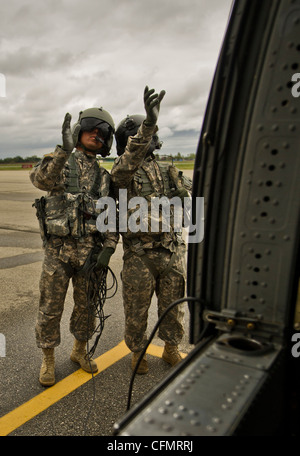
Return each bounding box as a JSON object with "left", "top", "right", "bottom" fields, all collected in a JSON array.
[
  {"left": 115, "top": 114, "right": 162, "bottom": 156},
  {"left": 72, "top": 107, "right": 115, "bottom": 157}
]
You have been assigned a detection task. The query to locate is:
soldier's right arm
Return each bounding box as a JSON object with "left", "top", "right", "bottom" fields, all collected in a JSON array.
[
  {"left": 30, "top": 113, "right": 75, "bottom": 191},
  {"left": 30, "top": 146, "right": 71, "bottom": 191}
]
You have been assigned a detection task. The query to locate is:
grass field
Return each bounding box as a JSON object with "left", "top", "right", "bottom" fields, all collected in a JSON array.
[
  {"left": 0, "top": 165, "right": 34, "bottom": 170},
  {"left": 100, "top": 160, "right": 195, "bottom": 171},
  {"left": 0, "top": 160, "right": 195, "bottom": 171}
]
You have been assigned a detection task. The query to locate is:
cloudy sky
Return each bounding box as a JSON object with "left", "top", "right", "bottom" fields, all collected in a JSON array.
[{"left": 0, "top": 0, "right": 232, "bottom": 159}]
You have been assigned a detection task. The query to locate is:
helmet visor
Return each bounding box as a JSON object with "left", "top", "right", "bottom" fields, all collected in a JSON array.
[{"left": 80, "top": 118, "right": 113, "bottom": 140}]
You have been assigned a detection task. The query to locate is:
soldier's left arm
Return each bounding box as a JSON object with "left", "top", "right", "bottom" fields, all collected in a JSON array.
[{"left": 111, "top": 121, "right": 158, "bottom": 189}]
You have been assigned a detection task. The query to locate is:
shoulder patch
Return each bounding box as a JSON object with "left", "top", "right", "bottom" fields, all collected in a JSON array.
[{"left": 43, "top": 153, "right": 54, "bottom": 159}]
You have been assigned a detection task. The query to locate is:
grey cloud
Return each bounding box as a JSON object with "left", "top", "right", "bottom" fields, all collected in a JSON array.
[
  {"left": 0, "top": 47, "right": 76, "bottom": 77},
  {"left": 0, "top": 0, "right": 233, "bottom": 159}
]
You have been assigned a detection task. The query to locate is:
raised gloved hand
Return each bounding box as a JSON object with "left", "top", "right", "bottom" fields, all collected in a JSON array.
[
  {"left": 62, "top": 113, "right": 80, "bottom": 152},
  {"left": 144, "top": 86, "right": 166, "bottom": 126},
  {"left": 95, "top": 247, "right": 114, "bottom": 269},
  {"left": 172, "top": 188, "right": 190, "bottom": 202}
]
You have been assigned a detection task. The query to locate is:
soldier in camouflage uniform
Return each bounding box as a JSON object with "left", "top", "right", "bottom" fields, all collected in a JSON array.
[
  {"left": 30, "top": 108, "right": 118, "bottom": 386},
  {"left": 111, "top": 87, "right": 192, "bottom": 374}
]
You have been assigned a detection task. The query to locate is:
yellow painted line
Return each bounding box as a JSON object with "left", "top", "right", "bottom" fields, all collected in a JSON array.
[
  {"left": 0, "top": 340, "right": 130, "bottom": 436},
  {"left": 0, "top": 340, "right": 187, "bottom": 436},
  {"left": 147, "top": 344, "right": 187, "bottom": 359},
  {"left": 147, "top": 344, "right": 164, "bottom": 357}
]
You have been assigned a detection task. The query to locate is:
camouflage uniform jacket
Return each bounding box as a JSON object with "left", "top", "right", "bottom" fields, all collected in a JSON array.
[
  {"left": 30, "top": 146, "right": 119, "bottom": 250},
  {"left": 111, "top": 122, "right": 192, "bottom": 254}
]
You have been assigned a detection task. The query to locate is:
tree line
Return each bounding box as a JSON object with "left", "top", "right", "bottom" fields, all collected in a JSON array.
[
  {"left": 0, "top": 155, "right": 40, "bottom": 164},
  {"left": 0, "top": 152, "right": 196, "bottom": 164}
]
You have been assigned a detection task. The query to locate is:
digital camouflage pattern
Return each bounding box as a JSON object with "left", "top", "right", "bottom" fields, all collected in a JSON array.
[
  {"left": 111, "top": 121, "right": 191, "bottom": 352},
  {"left": 111, "top": 122, "right": 192, "bottom": 253},
  {"left": 36, "top": 236, "right": 97, "bottom": 347},
  {"left": 31, "top": 147, "right": 110, "bottom": 197},
  {"left": 30, "top": 146, "right": 118, "bottom": 348},
  {"left": 121, "top": 246, "right": 186, "bottom": 352}
]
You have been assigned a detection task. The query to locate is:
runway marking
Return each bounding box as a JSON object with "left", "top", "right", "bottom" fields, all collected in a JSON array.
[
  {"left": 0, "top": 340, "right": 186, "bottom": 436},
  {"left": 0, "top": 252, "right": 43, "bottom": 269},
  {"left": 0, "top": 340, "right": 130, "bottom": 436}
]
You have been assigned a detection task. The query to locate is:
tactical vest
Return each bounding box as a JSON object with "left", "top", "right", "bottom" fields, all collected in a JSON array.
[
  {"left": 124, "top": 163, "right": 184, "bottom": 274},
  {"left": 133, "top": 162, "right": 174, "bottom": 198},
  {"left": 121, "top": 161, "right": 185, "bottom": 245},
  {"left": 64, "top": 151, "right": 102, "bottom": 196},
  {"left": 33, "top": 152, "right": 106, "bottom": 241}
]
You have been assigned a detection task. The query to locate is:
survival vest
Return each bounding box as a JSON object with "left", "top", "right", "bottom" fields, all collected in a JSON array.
[
  {"left": 133, "top": 162, "right": 175, "bottom": 198},
  {"left": 33, "top": 152, "right": 109, "bottom": 241}
]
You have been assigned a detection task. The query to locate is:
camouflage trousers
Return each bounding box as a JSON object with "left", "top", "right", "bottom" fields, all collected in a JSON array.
[
  {"left": 35, "top": 236, "right": 97, "bottom": 349},
  {"left": 121, "top": 245, "right": 186, "bottom": 352}
]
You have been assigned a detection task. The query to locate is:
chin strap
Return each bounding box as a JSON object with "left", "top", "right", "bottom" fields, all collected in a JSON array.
[{"left": 77, "top": 142, "right": 110, "bottom": 157}]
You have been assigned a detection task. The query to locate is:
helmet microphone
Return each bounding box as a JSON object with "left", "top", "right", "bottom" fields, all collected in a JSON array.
[{"left": 95, "top": 136, "right": 105, "bottom": 145}]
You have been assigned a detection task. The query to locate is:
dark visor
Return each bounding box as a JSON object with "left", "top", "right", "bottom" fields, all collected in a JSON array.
[{"left": 80, "top": 118, "right": 112, "bottom": 139}]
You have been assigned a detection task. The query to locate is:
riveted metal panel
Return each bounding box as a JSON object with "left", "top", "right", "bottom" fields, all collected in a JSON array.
[
  {"left": 224, "top": 0, "right": 300, "bottom": 336},
  {"left": 116, "top": 0, "right": 300, "bottom": 437},
  {"left": 118, "top": 344, "right": 281, "bottom": 436}
]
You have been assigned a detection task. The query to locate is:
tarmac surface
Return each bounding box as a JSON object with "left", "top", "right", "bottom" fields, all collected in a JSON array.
[{"left": 0, "top": 169, "right": 194, "bottom": 437}]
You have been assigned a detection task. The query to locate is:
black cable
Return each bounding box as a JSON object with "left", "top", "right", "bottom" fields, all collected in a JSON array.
[
  {"left": 75, "top": 268, "right": 203, "bottom": 428},
  {"left": 87, "top": 266, "right": 110, "bottom": 357},
  {"left": 73, "top": 263, "right": 118, "bottom": 356},
  {"left": 126, "top": 295, "right": 206, "bottom": 411},
  {"left": 72, "top": 262, "right": 118, "bottom": 435}
]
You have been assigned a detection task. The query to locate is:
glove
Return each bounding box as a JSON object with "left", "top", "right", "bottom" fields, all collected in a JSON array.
[
  {"left": 61, "top": 113, "right": 80, "bottom": 152},
  {"left": 95, "top": 247, "right": 114, "bottom": 269},
  {"left": 144, "top": 85, "right": 166, "bottom": 126},
  {"left": 172, "top": 187, "right": 190, "bottom": 202}
]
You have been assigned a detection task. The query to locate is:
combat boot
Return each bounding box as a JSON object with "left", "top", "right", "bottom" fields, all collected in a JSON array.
[
  {"left": 162, "top": 343, "right": 182, "bottom": 366},
  {"left": 70, "top": 339, "right": 98, "bottom": 373},
  {"left": 39, "top": 348, "right": 55, "bottom": 386},
  {"left": 131, "top": 351, "right": 149, "bottom": 374}
]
